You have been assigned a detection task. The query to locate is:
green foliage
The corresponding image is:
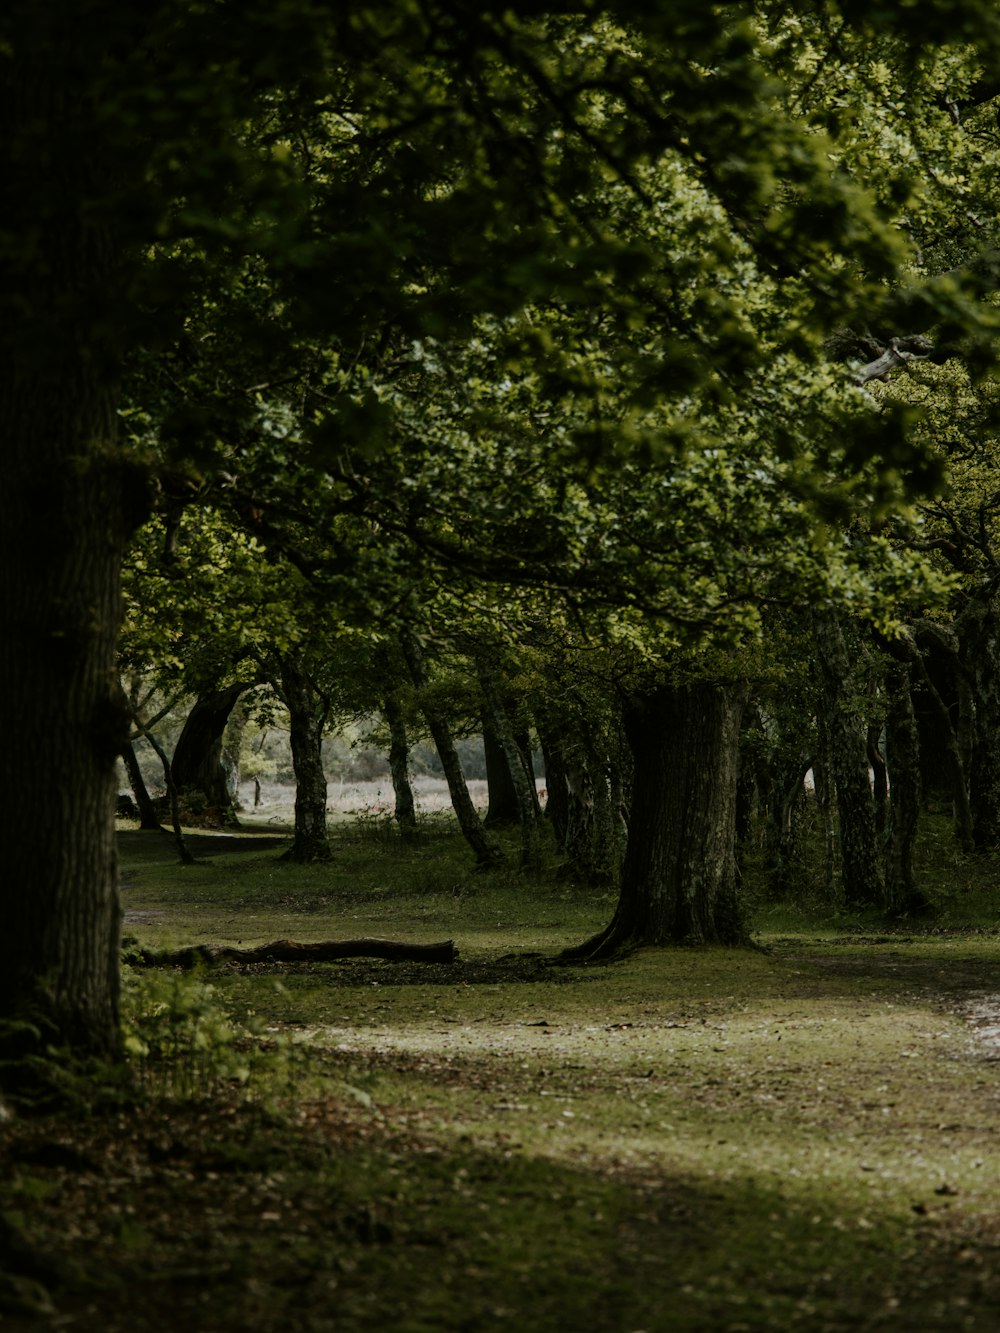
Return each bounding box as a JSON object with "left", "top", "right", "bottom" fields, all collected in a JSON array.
[{"left": 120, "top": 965, "right": 265, "bottom": 1101}]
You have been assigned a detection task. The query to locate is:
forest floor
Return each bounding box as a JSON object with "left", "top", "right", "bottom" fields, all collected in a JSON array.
[{"left": 4, "top": 819, "right": 1000, "bottom": 1331}]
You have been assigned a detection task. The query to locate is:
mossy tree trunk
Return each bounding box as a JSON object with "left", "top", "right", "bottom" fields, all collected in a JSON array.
[
  {"left": 272, "top": 656, "right": 331, "bottom": 863},
  {"left": 384, "top": 690, "right": 419, "bottom": 842},
  {"left": 171, "top": 685, "right": 247, "bottom": 826},
  {"left": 566, "top": 679, "right": 747, "bottom": 959}
]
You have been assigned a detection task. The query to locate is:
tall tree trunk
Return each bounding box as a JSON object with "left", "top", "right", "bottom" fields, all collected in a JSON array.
[
  {"left": 885, "top": 664, "right": 928, "bottom": 915},
  {"left": 171, "top": 684, "right": 246, "bottom": 826},
  {"left": 867, "top": 721, "right": 889, "bottom": 841},
  {"left": 514, "top": 728, "right": 543, "bottom": 820},
  {"left": 400, "top": 630, "right": 502, "bottom": 867},
  {"left": 813, "top": 609, "right": 885, "bottom": 906},
  {"left": 535, "top": 717, "right": 570, "bottom": 851},
  {"left": 384, "top": 691, "right": 419, "bottom": 842},
  {"left": 478, "top": 659, "right": 543, "bottom": 869},
  {"left": 275, "top": 657, "right": 331, "bottom": 863},
  {"left": 482, "top": 718, "right": 520, "bottom": 827},
  {"left": 0, "top": 19, "right": 141, "bottom": 1065},
  {"left": 764, "top": 759, "right": 811, "bottom": 899},
  {"left": 120, "top": 740, "right": 164, "bottom": 831},
  {"left": 959, "top": 596, "right": 1000, "bottom": 850},
  {"left": 910, "top": 638, "right": 974, "bottom": 850},
  {"left": 139, "top": 727, "right": 196, "bottom": 867},
  {"left": 566, "top": 680, "right": 747, "bottom": 958}
]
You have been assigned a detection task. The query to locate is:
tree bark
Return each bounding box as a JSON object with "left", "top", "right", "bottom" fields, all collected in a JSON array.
[
  {"left": 478, "top": 659, "right": 544, "bottom": 868},
  {"left": 0, "top": 17, "right": 142, "bottom": 1064},
  {"left": 482, "top": 719, "right": 521, "bottom": 827},
  {"left": 120, "top": 740, "right": 164, "bottom": 831},
  {"left": 400, "top": 630, "right": 502, "bottom": 867},
  {"left": 885, "top": 664, "right": 928, "bottom": 915},
  {"left": 535, "top": 717, "right": 570, "bottom": 851},
  {"left": 171, "top": 684, "right": 246, "bottom": 826},
  {"left": 910, "top": 636, "right": 974, "bottom": 850},
  {"left": 274, "top": 656, "right": 332, "bottom": 863},
  {"left": 139, "top": 727, "right": 197, "bottom": 866},
  {"left": 959, "top": 596, "right": 1000, "bottom": 850},
  {"left": 813, "top": 609, "right": 885, "bottom": 906},
  {"left": 384, "top": 691, "right": 419, "bottom": 841},
  {"left": 867, "top": 721, "right": 889, "bottom": 841},
  {"left": 566, "top": 679, "right": 747, "bottom": 958},
  {"left": 764, "top": 759, "right": 811, "bottom": 899}
]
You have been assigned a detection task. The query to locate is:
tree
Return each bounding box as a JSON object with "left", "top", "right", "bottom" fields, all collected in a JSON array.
[
  {"left": 7, "top": 0, "right": 1000, "bottom": 1070},
  {"left": 170, "top": 685, "right": 249, "bottom": 825}
]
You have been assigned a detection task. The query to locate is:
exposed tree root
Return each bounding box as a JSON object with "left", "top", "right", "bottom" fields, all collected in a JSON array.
[
  {"left": 128, "top": 937, "right": 458, "bottom": 969},
  {"left": 552, "top": 921, "right": 637, "bottom": 964}
]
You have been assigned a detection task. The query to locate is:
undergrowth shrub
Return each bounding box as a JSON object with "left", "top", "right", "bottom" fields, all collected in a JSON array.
[{"left": 121, "top": 966, "right": 285, "bottom": 1101}]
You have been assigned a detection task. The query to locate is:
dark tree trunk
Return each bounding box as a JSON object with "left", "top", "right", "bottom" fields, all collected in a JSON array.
[
  {"left": 140, "top": 727, "right": 196, "bottom": 867},
  {"left": 482, "top": 719, "right": 520, "bottom": 827},
  {"left": 542, "top": 717, "right": 624, "bottom": 887},
  {"left": 867, "top": 722, "right": 889, "bottom": 841},
  {"left": 536, "top": 719, "right": 570, "bottom": 851},
  {"left": 384, "top": 691, "right": 419, "bottom": 842},
  {"left": 813, "top": 609, "right": 885, "bottom": 906},
  {"left": 0, "top": 19, "right": 141, "bottom": 1066},
  {"left": 171, "top": 684, "right": 246, "bottom": 826},
  {"left": 400, "top": 630, "right": 502, "bottom": 867},
  {"left": 566, "top": 680, "right": 747, "bottom": 958},
  {"left": 959, "top": 597, "right": 1000, "bottom": 850},
  {"left": 478, "top": 659, "right": 543, "bottom": 868},
  {"left": 811, "top": 740, "right": 839, "bottom": 901},
  {"left": 514, "top": 728, "right": 543, "bottom": 820},
  {"left": 885, "top": 664, "right": 928, "bottom": 915},
  {"left": 275, "top": 657, "right": 331, "bottom": 863},
  {"left": 764, "top": 760, "right": 811, "bottom": 899},
  {"left": 910, "top": 641, "right": 974, "bottom": 849},
  {"left": 120, "top": 740, "right": 164, "bottom": 831}
]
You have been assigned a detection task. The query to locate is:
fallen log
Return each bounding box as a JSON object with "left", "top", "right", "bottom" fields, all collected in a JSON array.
[{"left": 128, "top": 937, "right": 458, "bottom": 969}]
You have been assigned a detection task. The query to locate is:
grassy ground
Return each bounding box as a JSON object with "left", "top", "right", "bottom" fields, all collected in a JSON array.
[{"left": 5, "top": 811, "right": 1000, "bottom": 1330}]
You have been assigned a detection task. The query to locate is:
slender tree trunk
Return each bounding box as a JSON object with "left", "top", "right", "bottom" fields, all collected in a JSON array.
[
  {"left": 911, "top": 645, "right": 974, "bottom": 851},
  {"left": 566, "top": 680, "right": 747, "bottom": 958},
  {"left": 275, "top": 657, "right": 331, "bottom": 863},
  {"left": 120, "top": 740, "right": 164, "bottom": 831},
  {"left": 140, "top": 728, "right": 196, "bottom": 867},
  {"left": 384, "top": 691, "right": 419, "bottom": 842},
  {"left": 400, "top": 630, "right": 501, "bottom": 867},
  {"left": 885, "top": 664, "right": 928, "bottom": 915},
  {"left": 536, "top": 718, "right": 570, "bottom": 851},
  {"left": 478, "top": 659, "right": 543, "bottom": 868},
  {"left": 867, "top": 721, "right": 889, "bottom": 841},
  {"left": 811, "top": 743, "right": 839, "bottom": 901},
  {"left": 171, "top": 684, "right": 246, "bottom": 826},
  {"left": 514, "top": 729, "right": 543, "bottom": 819},
  {"left": 813, "top": 609, "right": 885, "bottom": 906}
]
